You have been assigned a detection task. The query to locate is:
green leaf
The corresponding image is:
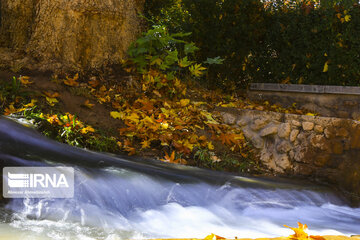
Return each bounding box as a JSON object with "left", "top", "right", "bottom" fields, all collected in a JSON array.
[
  {"left": 178, "top": 56, "right": 193, "bottom": 68},
  {"left": 204, "top": 56, "right": 224, "bottom": 65},
  {"left": 184, "top": 42, "right": 199, "bottom": 55}
]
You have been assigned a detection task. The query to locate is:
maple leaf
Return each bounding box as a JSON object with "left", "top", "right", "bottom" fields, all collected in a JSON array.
[
  {"left": 64, "top": 73, "right": 79, "bottom": 87},
  {"left": 23, "top": 99, "right": 37, "bottom": 108},
  {"left": 46, "top": 97, "right": 58, "bottom": 106},
  {"left": 43, "top": 91, "right": 60, "bottom": 98},
  {"left": 162, "top": 151, "right": 175, "bottom": 162},
  {"left": 204, "top": 233, "right": 225, "bottom": 240},
  {"left": 285, "top": 222, "right": 310, "bottom": 240},
  {"left": 19, "top": 76, "right": 33, "bottom": 86},
  {"left": 83, "top": 100, "right": 95, "bottom": 109},
  {"left": 141, "top": 139, "right": 151, "bottom": 149},
  {"left": 189, "top": 63, "right": 206, "bottom": 77},
  {"left": 110, "top": 111, "right": 124, "bottom": 119},
  {"left": 4, "top": 104, "right": 17, "bottom": 115},
  {"left": 81, "top": 126, "right": 95, "bottom": 134},
  {"left": 179, "top": 99, "right": 190, "bottom": 107},
  {"left": 88, "top": 79, "right": 99, "bottom": 88}
]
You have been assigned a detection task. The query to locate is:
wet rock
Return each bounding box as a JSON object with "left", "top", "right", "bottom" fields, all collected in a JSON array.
[{"left": 310, "top": 134, "right": 326, "bottom": 150}]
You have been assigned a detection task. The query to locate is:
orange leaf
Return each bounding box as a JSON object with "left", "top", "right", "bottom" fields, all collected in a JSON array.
[
  {"left": 83, "top": 100, "right": 95, "bottom": 109},
  {"left": 43, "top": 91, "right": 60, "bottom": 98}
]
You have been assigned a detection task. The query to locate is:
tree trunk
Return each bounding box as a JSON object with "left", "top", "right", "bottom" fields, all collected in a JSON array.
[{"left": 0, "top": 0, "right": 144, "bottom": 73}]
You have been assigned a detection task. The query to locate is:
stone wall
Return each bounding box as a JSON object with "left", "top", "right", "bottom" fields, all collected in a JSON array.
[
  {"left": 248, "top": 83, "right": 360, "bottom": 120},
  {"left": 220, "top": 108, "right": 360, "bottom": 203}
]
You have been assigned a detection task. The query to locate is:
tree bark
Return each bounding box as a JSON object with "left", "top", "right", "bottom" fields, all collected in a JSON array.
[{"left": 0, "top": 0, "right": 144, "bottom": 73}]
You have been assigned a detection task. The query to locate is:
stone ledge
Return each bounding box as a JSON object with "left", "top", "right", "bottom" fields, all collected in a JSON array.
[{"left": 250, "top": 83, "right": 360, "bottom": 95}]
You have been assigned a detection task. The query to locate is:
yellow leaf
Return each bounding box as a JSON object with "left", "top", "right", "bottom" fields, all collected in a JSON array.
[
  {"left": 180, "top": 99, "right": 190, "bottom": 107},
  {"left": 204, "top": 234, "right": 216, "bottom": 240},
  {"left": 23, "top": 99, "right": 37, "bottom": 108},
  {"left": 189, "top": 63, "right": 206, "bottom": 77},
  {"left": 323, "top": 61, "right": 329, "bottom": 72},
  {"left": 208, "top": 141, "right": 214, "bottom": 150},
  {"left": 344, "top": 15, "right": 351, "bottom": 22},
  {"left": 161, "top": 122, "right": 169, "bottom": 129},
  {"left": 141, "top": 140, "right": 151, "bottom": 149},
  {"left": 306, "top": 112, "right": 315, "bottom": 116},
  {"left": 110, "top": 111, "right": 124, "bottom": 119},
  {"left": 284, "top": 222, "right": 309, "bottom": 240},
  {"left": 126, "top": 112, "right": 140, "bottom": 123},
  {"left": 46, "top": 97, "right": 58, "bottom": 106},
  {"left": 81, "top": 126, "right": 95, "bottom": 134}
]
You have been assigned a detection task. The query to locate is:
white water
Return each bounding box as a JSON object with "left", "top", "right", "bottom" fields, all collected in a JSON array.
[
  {"left": 1, "top": 117, "right": 360, "bottom": 239},
  {"left": 2, "top": 166, "right": 360, "bottom": 240}
]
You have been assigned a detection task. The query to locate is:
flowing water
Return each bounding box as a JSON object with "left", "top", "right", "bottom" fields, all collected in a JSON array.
[{"left": 0, "top": 117, "right": 360, "bottom": 239}]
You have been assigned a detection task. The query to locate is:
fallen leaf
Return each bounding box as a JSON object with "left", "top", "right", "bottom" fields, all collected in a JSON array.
[
  {"left": 64, "top": 73, "right": 79, "bottom": 87},
  {"left": 180, "top": 99, "right": 190, "bottom": 107},
  {"left": 83, "top": 100, "right": 95, "bottom": 109},
  {"left": 43, "top": 91, "right": 60, "bottom": 98},
  {"left": 110, "top": 111, "right": 124, "bottom": 119},
  {"left": 23, "top": 99, "right": 37, "bottom": 108},
  {"left": 81, "top": 126, "right": 95, "bottom": 134},
  {"left": 19, "top": 76, "right": 33, "bottom": 86},
  {"left": 46, "top": 97, "right": 58, "bottom": 106},
  {"left": 323, "top": 61, "right": 329, "bottom": 72}
]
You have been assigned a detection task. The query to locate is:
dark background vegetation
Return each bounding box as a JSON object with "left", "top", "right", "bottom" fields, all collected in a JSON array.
[{"left": 145, "top": 0, "right": 360, "bottom": 89}]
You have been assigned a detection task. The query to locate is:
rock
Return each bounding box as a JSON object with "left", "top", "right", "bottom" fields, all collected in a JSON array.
[
  {"left": 310, "top": 134, "right": 326, "bottom": 150},
  {"left": 324, "top": 128, "right": 332, "bottom": 138},
  {"left": 344, "top": 100, "right": 357, "bottom": 106},
  {"left": 275, "top": 154, "right": 291, "bottom": 171},
  {"left": 336, "top": 128, "right": 349, "bottom": 138},
  {"left": 250, "top": 117, "right": 269, "bottom": 131},
  {"left": 332, "top": 141, "right": 343, "bottom": 154},
  {"left": 242, "top": 127, "right": 264, "bottom": 149},
  {"left": 278, "top": 123, "right": 291, "bottom": 138},
  {"left": 236, "top": 118, "right": 248, "bottom": 127},
  {"left": 314, "top": 154, "right": 330, "bottom": 167},
  {"left": 292, "top": 120, "right": 301, "bottom": 127},
  {"left": 337, "top": 111, "right": 349, "bottom": 118},
  {"left": 331, "top": 118, "right": 343, "bottom": 127},
  {"left": 314, "top": 125, "right": 324, "bottom": 133},
  {"left": 302, "top": 121, "right": 314, "bottom": 131},
  {"left": 222, "top": 112, "right": 236, "bottom": 125},
  {"left": 276, "top": 140, "right": 292, "bottom": 153},
  {"left": 293, "top": 146, "right": 309, "bottom": 163},
  {"left": 259, "top": 124, "right": 278, "bottom": 137},
  {"left": 351, "top": 112, "right": 360, "bottom": 120},
  {"left": 289, "top": 129, "right": 300, "bottom": 142},
  {"left": 294, "top": 163, "right": 314, "bottom": 176}
]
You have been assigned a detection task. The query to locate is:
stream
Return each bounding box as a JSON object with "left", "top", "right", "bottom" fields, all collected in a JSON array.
[{"left": 0, "top": 117, "right": 359, "bottom": 239}]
